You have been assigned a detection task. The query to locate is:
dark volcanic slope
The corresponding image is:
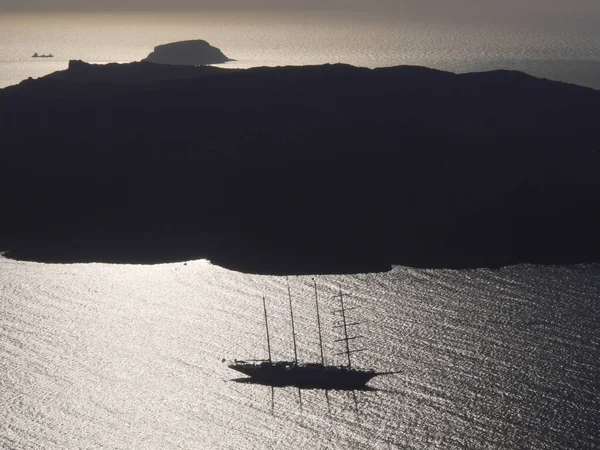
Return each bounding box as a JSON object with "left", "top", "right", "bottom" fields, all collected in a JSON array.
[{"left": 0, "top": 61, "right": 598, "bottom": 274}]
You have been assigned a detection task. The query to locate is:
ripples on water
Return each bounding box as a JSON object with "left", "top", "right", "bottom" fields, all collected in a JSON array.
[
  {"left": 1, "top": 256, "right": 598, "bottom": 449},
  {"left": 0, "top": 13, "right": 599, "bottom": 89}
]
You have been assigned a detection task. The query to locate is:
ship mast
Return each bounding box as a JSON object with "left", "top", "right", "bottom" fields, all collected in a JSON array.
[
  {"left": 313, "top": 278, "right": 325, "bottom": 366},
  {"left": 339, "top": 286, "right": 352, "bottom": 368},
  {"left": 262, "top": 295, "right": 272, "bottom": 363},
  {"left": 334, "top": 284, "right": 363, "bottom": 369},
  {"left": 287, "top": 277, "right": 299, "bottom": 366}
]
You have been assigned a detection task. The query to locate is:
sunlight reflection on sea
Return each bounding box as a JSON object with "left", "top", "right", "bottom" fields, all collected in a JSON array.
[
  {"left": 0, "top": 12, "right": 598, "bottom": 89},
  {"left": 1, "top": 255, "right": 599, "bottom": 448}
]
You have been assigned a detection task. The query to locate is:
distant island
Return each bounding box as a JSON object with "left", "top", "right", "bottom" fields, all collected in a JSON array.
[
  {"left": 0, "top": 58, "right": 598, "bottom": 274},
  {"left": 142, "top": 40, "right": 232, "bottom": 66}
]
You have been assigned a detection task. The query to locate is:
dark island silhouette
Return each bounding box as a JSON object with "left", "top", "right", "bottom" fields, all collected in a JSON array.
[
  {"left": 142, "top": 40, "right": 232, "bottom": 66},
  {"left": 46, "top": 59, "right": 232, "bottom": 84},
  {"left": 0, "top": 59, "right": 598, "bottom": 274}
]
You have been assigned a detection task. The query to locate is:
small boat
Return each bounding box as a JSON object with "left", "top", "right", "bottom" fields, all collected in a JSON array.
[
  {"left": 229, "top": 279, "right": 399, "bottom": 390},
  {"left": 32, "top": 53, "right": 54, "bottom": 58}
]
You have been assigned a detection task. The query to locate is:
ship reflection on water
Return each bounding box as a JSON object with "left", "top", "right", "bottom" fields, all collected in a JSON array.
[{"left": 230, "top": 377, "right": 376, "bottom": 416}]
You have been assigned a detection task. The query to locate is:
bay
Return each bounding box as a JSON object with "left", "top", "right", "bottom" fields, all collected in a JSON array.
[{"left": 1, "top": 255, "right": 599, "bottom": 448}]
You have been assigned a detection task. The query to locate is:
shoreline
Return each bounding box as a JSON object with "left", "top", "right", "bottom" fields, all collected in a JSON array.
[
  {"left": 0, "top": 240, "right": 394, "bottom": 275},
  {"left": 2, "top": 239, "right": 597, "bottom": 275}
]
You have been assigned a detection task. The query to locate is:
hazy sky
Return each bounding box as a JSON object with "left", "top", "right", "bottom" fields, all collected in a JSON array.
[{"left": 2, "top": 0, "right": 599, "bottom": 18}]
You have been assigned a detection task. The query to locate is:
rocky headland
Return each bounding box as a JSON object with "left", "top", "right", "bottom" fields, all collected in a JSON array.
[{"left": 0, "top": 60, "right": 598, "bottom": 274}]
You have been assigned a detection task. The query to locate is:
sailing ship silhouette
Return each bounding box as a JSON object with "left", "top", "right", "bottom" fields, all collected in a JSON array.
[{"left": 228, "top": 279, "right": 399, "bottom": 390}]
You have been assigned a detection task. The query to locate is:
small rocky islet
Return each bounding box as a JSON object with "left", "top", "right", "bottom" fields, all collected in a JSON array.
[{"left": 142, "top": 39, "right": 232, "bottom": 66}]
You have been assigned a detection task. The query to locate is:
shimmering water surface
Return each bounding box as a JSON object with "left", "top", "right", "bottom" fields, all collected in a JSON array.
[
  {"left": 1, "top": 256, "right": 598, "bottom": 449},
  {"left": 0, "top": 12, "right": 599, "bottom": 89}
]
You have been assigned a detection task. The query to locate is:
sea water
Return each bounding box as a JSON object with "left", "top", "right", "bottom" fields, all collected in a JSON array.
[
  {"left": 1, "top": 255, "right": 599, "bottom": 449},
  {"left": 0, "top": 12, "right": 599, "bottom": 89}
]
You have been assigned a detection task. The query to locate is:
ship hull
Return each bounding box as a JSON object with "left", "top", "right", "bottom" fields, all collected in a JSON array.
[{"left": 229, "top": 361, "right": 379, "bottom": 389}]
